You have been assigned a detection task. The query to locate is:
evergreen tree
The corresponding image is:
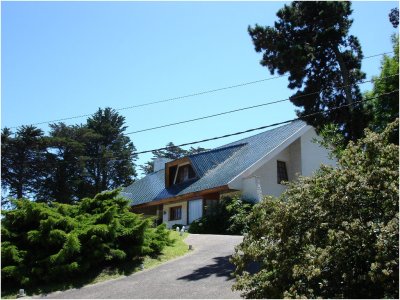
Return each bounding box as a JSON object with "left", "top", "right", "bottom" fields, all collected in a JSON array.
[
  {"left": 151, "top": 142, "right": 189, "bottom": 160},
  {"left": 389, "top": 8, "right": 399, "bottom": 28},
  {"left": 140, "top": 143, "right": 208, "bottom": 175},
  {"left": 36, "top": 123, "right": 91, "bottom": 203},
  {"left": 248, "top": 1, "right": 367, "bottom": 141},
  {"left": 1, "top": 126, "right": 46, "bottom": 199},
  {"left": 85, "top": 108, "right": 137, "bottom": 194}
]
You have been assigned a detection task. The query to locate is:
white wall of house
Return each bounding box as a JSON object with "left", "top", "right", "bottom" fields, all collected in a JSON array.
[
  {"left": 300, "top": 128, "right": 337, "bottom": 176},
  {"left": 163, "top": 201, "right": 188, "bottom": 228},
  {"left": 249, "top": 140, "right": 301, "bottom": 199},
  {"left": 241, "top": 176, "right": 263, "bottom": 202},
  {"left": 241, "top": 130, "right": 335, "bottom": 201}
]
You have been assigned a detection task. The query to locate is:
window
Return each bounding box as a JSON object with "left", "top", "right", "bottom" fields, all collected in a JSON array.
[
  {"left": 168, "top": 165, "right": 178, "bottom": 186},
  {"left": 277, "top": 161, "right": 288, "bottom": 184},
  {"left": 174, "top": 164, "right": 196, "bottom": 184},
  {"left": 169, "top": 206, "right": 182, "bottom": 221}
]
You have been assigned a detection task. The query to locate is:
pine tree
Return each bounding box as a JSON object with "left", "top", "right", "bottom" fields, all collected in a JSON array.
[
  {"left": 140, "top": 143, "right": 208, "bottom": 175},
  {"left": 36, "top": 123, "right": 91, "bottom": 203},
  {"left": 85, "top": 108, "right": 137, "bottom": 194},
  {"left": 1, "top": 126, "right": 46, "bottom": 199},
  {"left": 248, "top": 1, "right": 367, "bottom": 141}
]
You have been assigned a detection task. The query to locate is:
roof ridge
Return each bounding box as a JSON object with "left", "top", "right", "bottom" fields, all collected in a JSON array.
[
  {"left": 217, "top": 120, "right": 306, "bottom": 148},
  {"left": 188, "top": 142, "right": 247, "bottom": 158}
]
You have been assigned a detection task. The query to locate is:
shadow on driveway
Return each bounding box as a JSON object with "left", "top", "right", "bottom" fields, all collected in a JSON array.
[{"left": 177, "top": 255, "right": 235, "bottom": 281}]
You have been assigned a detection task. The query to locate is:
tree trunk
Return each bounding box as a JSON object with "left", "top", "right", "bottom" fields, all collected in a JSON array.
[
  {"left": 333, "top": 46, "right": 363, "bottom": 140},
  {"left": 332, "top": 46, "right": 353, "bottom": 109}
]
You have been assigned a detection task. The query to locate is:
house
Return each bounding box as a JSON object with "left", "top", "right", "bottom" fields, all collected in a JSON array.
[{"left": 121, "top": 120, "right": 336, "bottom": 228}]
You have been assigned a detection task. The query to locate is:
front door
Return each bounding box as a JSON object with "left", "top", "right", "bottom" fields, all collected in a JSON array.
[{"left": 188, "top": 199, "right": 203, "bottom": 224}]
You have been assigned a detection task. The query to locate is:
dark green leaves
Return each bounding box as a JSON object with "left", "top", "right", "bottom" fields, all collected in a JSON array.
[
  {"left": 1, "top": 189, "right": 170, "bottom": 291},
  {"left": 248, "top": 1, "right": 367, "bottom": 141}
]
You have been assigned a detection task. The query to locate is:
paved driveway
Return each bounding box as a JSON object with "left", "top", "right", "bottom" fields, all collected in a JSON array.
[{"left": 37, "top": 234, "right": 243, "bottom": 299}]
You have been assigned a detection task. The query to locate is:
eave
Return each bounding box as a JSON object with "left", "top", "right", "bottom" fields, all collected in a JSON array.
[{"left": 132, "top": 185, "right": 232, "bottom": 208}]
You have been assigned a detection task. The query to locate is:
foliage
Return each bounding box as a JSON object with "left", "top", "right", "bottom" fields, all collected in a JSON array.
[
  {"left": 188, "top": 195, "right": 254, "bottom": 235},
  {"left": 36, "top": 123, "right": 91, "bottom": 203},
  {"left": 142, "top": 231, "right": 189, "bottom": 270},
  {"left": 248, "top": 1, "right": 367, "bottom": 141},
  {"left": 389, "top": 7, "right": 399, "bottom": 28},
  {"left": 1, "top": 108, "right": 138, "bottom": 203},
  {"left": 316, "top": 123, "right": 347, "bottom": 159},
  {"left": 85, "top": 107, "right": 138, "bottom": 194},
  {"left": 140, "top": 142, "right": 208, "bottom": 175},
  {"left": 366, "top": 34, "right": 399, "bottom": 142},
  {"left": 231, "top": 120, "right": 399, "bottom": 299},
  {"left": 1, "top": 126, "right": 47, "bottom": 200},
  {"left": 1, "top": 190, "right": 170, "bottom": 292}
]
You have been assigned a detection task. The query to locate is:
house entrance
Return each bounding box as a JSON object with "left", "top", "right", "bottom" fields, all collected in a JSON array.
[{"left": 188, "top": 199, "right": 202, "bottom": 224}]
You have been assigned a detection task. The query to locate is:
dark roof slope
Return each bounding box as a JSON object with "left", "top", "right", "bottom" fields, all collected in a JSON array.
[{"left": 122, "top": 120, "right": 307, "bottom": 206}]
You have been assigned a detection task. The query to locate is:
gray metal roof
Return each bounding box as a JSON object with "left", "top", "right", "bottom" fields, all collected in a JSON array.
[{"left": 122, "top": 120, "right": 307, "bottom": 206}]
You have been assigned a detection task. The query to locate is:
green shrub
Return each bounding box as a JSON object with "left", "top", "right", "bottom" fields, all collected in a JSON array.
[
  {"left": 188, "top": 195, "right": 254, "bottom": 235},
  {"left": 231, "top": 120, "right": 399, "bottom": 299},
  {"left": 143, "top": 223, "right": 172, "bottom": 255},
  {"left": 1, "top": 189, "right": 170, "bottom": 292}
]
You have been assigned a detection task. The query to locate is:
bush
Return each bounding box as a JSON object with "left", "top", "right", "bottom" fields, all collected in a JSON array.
[
  {"left": 231, "top": 120, "right": 399, "bottom": 299},
  {"left": 1, "top": 189, "right": 170, "bottom": 291},
  {"left": 188, "top": 195, "right": 254, "bottom": 235}
]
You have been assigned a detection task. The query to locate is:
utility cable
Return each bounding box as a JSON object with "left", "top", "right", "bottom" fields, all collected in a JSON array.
[
  {"left": 125, "top": 74, "right": 398, "bottom": 134},
  {"left": 132, "top": 89, "right": 398, "bottom": 155},
  {"left": 6, "top": 51, "right": 394, "bottom": 129},
  {"left": 6, "top": 89, "right": 398, "bottom": 167}
]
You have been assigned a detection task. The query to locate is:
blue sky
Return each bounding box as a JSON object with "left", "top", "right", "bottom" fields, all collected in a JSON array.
[{"left": 2, "top": 1, "right": 398, "bottom": 175}]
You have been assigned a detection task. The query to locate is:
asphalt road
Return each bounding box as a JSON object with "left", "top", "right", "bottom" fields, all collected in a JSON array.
[{"left": 37, "top": 234, "right": 243, "bottom": 299}]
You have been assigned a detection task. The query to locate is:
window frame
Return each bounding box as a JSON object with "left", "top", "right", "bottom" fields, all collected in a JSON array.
[
  {"left": 169, "top": 205, "right": 182, "bottom": 221},
  {"left": 173, "top": 163, "right": 197, "bottom": 185},
  {"left": 277, "top": 160, "right": 289, "bottom": 184}
]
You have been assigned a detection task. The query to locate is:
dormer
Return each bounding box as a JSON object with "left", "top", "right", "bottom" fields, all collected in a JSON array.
[{"left": 165, "top": 157, "right": 197, "bottom": 188}]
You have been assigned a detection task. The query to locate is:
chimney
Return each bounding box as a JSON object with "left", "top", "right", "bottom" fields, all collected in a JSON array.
[{"left": 153, "top": 158, "right": 173, "bottom": 172}]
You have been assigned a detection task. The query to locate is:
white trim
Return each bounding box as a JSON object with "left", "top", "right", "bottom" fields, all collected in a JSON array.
[{"left": 228, "top": 124, "right": 312, "bottom": 189}]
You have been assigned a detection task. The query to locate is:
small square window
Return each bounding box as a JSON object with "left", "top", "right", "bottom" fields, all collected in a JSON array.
[
  {"left": 169, "top": 206, "right": 182, "bottom": 221},
  {"left": 277, "top": 161, "right": 288, "bottom": 184}
]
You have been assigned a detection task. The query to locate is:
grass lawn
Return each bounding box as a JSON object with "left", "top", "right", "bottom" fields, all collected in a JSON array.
[
  {"left": 90, "top": 230, "right": 189, "bottom": 283},
  {"left": 2, "top": 230, "right": 189, "bottom": 299}
]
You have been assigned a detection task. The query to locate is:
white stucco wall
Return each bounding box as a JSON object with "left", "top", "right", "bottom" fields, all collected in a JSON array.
[
  {"left": 288, "top": 138, "right": 302, "bottom": 177},
  {"left": 163, "top": 201, "right": 188, "bottom": 228},
  {"left": 241, "top": 176, "right": 263, "bottom": 202},
  {"left": 241, "top": 130, "right": 335, "bottom": 200},
  {"left": 300, "top": 128, "right": 337, "bottom": 176},
  {"left": 249, "top": 141, "right": 300, "bottom": 199}
]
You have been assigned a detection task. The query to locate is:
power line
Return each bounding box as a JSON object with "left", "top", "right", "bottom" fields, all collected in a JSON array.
[
  {"left": 363, "top": 51, "right": 394, "bottom": 59},
  {"left": 125, "top": 74, "right": 398, "bottom": 134},
  {"left": 6, "top": 51, "right": 394, "bottom": 129},
  {"left": 7, "top": 89, "right": 399, "bottom": 167},
  {"left": 132, "top": 89, "right": 398, "bottom": 155},
  {"left": 7, "top": 74, "right": 287, "bottom": 129}
]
